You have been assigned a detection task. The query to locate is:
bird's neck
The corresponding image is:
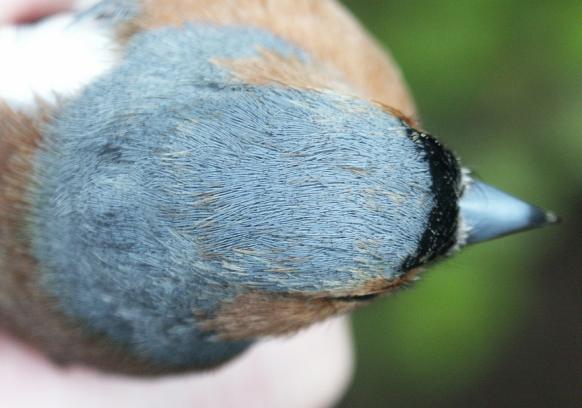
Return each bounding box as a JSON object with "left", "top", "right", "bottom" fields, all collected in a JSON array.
[
  {"left": 0, "top": 104, "right": 71, "bottom": 362},
  {"left": 0, "top": 104, "right": 44, "bottom": 278}
]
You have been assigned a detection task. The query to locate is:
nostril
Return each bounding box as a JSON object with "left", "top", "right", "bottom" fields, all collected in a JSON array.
[{"left": 1, "top": 0, "right": 73, "bottom": 25}]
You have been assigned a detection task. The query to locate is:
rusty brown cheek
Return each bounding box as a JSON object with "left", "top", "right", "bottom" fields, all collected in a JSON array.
[
  {"left": 213, "top": 49, "right": 355, "bottom": 95},
  {"left": 198, "top": 268, "right": 422, "bottom": 341},
  {"left": 215, "top": 52, "right": 420, "bottom": 129},
  {"left": 121, "top": 0, "right": 416, "bottom": 118}
]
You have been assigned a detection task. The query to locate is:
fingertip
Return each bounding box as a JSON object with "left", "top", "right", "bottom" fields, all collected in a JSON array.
[{"left": 0, "top": 0, "right": 73, "bottom": 25}]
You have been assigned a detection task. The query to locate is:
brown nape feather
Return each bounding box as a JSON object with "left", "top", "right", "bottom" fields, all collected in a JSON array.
[
  {"left": 376, "top": 102, "right": 422, "bottom": 130},
  {"left": 199, "top": 268, "right": 421, "bottom": 341},
  {"left": 0, "top": 103, "right": 182, "bottom": 375},
  {"left": 120, "top": 0, "right": 417, "bottom": 118},
  {"left": 213, "top": 49, "right": 355, "bottom": 94}
]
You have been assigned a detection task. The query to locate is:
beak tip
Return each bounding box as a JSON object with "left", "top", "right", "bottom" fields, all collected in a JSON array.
[
  {"left": 544, "top": 211, "right": 561, "bottom": 225},
  {"left": 460, "top": 179, "right": 560, "bottom": 245},
  {"left": 528, "top": 207, "right": 560, "bottom": 228},
  {"left": 540, "top": 211, "right": 562, "bottom": 227}
]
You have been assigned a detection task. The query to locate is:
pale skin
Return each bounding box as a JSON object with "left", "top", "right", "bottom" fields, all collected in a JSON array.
[
  {"left": 0, "top": 1, "right": 354, "bottom": 406},
  {"left": 0, "top": 317, "right": 353, "bottom": 407}
]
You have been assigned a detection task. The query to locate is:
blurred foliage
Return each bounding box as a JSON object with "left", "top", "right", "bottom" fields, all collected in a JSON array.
[{"left": 339, "top": 0, "right": 581, "bottom": 406}]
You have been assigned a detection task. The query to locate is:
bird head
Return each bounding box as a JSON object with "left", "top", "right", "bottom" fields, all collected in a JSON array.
[{"left": 19, "top": 24, "right": 557, "bottom": 372}]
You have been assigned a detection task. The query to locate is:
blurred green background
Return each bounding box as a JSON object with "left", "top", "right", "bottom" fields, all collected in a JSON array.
[{"left": 338, "top": 1, "right": 581, "bottom": 407}]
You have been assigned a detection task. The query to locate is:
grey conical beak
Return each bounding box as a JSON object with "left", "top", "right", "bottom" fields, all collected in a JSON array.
[{"left": 459, "top": 179, "right": 559, "bottom": 244}]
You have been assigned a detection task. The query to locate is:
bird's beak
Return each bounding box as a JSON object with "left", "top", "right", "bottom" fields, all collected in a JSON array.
[{"left": 459, "top": 178, "right": 559, "bottom": 244}]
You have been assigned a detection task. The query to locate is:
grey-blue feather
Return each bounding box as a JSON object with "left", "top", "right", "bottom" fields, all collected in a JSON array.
[
  {"left": 30, "top": 25, "right": 434, "bottom": 368},
  {"left": 75, "top": 0, "right": 140, "bottom": 25}
]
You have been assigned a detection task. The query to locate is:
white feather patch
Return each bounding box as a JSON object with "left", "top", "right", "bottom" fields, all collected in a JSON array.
[
  {"left": 0, "top": 12, "right": 117, "bottom": 110},
  {"left": 451, "top": 167, "right": 473, "bottom": 252}
]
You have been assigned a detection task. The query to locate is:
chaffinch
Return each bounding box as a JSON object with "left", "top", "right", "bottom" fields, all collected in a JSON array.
[{"left": 0, "top": 0, "right": 557, "bottom": 375}]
